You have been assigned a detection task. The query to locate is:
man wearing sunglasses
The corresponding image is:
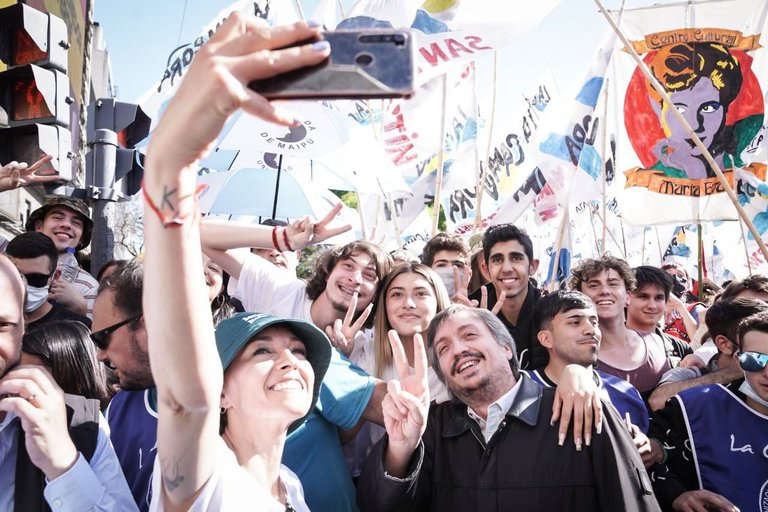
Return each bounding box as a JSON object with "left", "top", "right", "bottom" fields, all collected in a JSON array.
[
  {"left": 0, "top": 253, "right": 137, "bottom": 510},
  {"left": 5, "top": 233, "right": 91, "bottom": 329},
  {"left": 648, "top": 310, "right": 768, "bottom": 512},
  {"left": 91, "top": 259, "right": 156, "bottom": 511}
]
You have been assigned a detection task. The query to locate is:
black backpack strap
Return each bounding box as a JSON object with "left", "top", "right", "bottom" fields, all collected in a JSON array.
[{"left": 13, "top": 394, "right": 101, "bottom": 512}]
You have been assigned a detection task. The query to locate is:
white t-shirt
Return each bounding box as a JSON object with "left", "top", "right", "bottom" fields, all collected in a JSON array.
[
  {"left": 149, "top": 438, "right": 308, "bottom": 512},
  {"left": 233, "top": 253, "right": 312, "bottom": 320}
]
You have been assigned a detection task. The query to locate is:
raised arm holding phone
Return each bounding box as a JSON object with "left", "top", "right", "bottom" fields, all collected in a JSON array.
[{"left": 142, "top": 15, "right": 334, "bottom": 512}]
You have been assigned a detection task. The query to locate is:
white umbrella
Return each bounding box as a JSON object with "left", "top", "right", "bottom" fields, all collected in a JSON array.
[{"left": 197, "top": 167, "right": 342, "bottom": 221}]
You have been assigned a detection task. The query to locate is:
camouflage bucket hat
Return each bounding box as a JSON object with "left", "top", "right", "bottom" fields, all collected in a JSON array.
[{"left": 25, "top": 196, "right": 93, "bottom": 251}]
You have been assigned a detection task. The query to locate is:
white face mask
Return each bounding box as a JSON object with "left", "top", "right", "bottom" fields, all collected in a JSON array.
[
  {"left": 25, "top": 285, "right": 49, "bottom": 313},
  {"left": 740, "top": 378, "right": 768, "bottom": 409},
  {"left": 433, "top": 266, "right": 466, "bottom": 297}
]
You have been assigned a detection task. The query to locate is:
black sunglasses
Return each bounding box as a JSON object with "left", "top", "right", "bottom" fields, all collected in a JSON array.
[
  {"left": 739, "top": 351, "right": 768, "bottom": 372},
  {"left": 90, "top": 314, "right": 143, "bottom": 350},
  {"left": 23, "top": 272, "right": 53, "bottom": 288}
]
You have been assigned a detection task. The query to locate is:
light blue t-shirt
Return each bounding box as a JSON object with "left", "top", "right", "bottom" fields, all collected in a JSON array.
[{"left": 283, "top": 349, "right": 374, "bottom": 512}]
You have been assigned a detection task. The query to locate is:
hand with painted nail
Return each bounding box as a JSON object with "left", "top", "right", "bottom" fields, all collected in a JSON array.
[
  {"left": 146, "top": 15, "right": 331, "bottom": 179},
  {"left": 551, "top": 364, "right": 602, "bottom": 450}
]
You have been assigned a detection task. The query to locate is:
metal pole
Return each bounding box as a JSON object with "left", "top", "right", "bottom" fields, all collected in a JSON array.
[
  {"left": 272, "top": 154, "right": 283, "bottom": 219},
  {"left": 90, "top": 128, "right": 117, "bottom": 276},
  {"left": 77, "top": 0, "right": 95, "bottom": 185}
]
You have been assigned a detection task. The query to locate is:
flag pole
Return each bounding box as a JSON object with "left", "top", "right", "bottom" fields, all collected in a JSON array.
[
  {"left": 655, "top": 227, "right": 663, "bottom": 264},
  {"left": 293, "top": 0, "right": 306, "bottom": 20},
  {"left": 432, "top": 74, "right": 449, "bottom": 236},
  {"left": 594, "top": 209, "right": 626, "bottom": 258},
  {"left": 739, "top": 218, "right": 754, "bottom": 274},
  {"left": 594, "top": 0, "right": 768, "bottom": 265},
  {"left": 600, "top": 77, "right": 609, "bottom": 255},
  {"left": 589, "top": 207, "right": 600, "bottom": 257},
  {"left": 697, "top": 221, "right": 704, "bottom": 300},
  {"left": 475, "top": 56, "right": 498, "bottom": 234},
  {"left": 550, "top": 209, "right": 569, "bottom": 292}
]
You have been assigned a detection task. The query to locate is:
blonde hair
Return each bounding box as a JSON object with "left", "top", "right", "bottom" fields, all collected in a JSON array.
[{"left": 372, "top": 263, "right": 451, "bottom": 378}]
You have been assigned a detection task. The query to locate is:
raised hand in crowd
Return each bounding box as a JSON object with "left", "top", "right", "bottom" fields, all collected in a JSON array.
[
  {"left": 0, "top": 156, "right": 58, "bottom": 193},
  {"left": 0, "top": 366, "right": 79, "bottom": 480},
  {"left": 325, "top": 290, "right": 372, "bottom": 357},
  {"left": 381, "top": 330, "right": 429, "bottom": 477},
  {"left": 48, "top": 276, "right": 88, "bottom": 313},
  {"left": 451, "top": 267, "right": 507, "bottom": 314},
  {"left": 285, "top": 203, "right": 353, "bottom": 250}
]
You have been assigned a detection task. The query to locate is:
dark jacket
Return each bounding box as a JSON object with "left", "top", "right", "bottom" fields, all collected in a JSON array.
[
  {"left": 14, "top": 394, "right": 100, "bottom": 512},
  {"left": 468, "top": 282, "right": 546, "bottom": 369},
  {"left": 358, "top": 374, "right": 660, "bottom": 512}
]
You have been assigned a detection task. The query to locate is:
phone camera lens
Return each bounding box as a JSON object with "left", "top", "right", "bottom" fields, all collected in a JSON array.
[{"left": 356, "top": 53, "right": 374, "bottom": 66}]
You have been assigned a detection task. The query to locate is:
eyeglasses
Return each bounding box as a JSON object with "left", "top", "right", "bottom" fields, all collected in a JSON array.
[
  {"left": 738, "top": 351, "right": 768, "bottom": 372},
  {"left": 23, "top": 272, "right": 53, "bottom": 288},
  {"left": 90, "top": 314, "right": 142, "bottom": 350}
]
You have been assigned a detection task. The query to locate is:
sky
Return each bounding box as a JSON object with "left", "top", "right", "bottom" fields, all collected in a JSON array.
[{"left": 93, "top": 0, "right": 628, "bottom": 105}]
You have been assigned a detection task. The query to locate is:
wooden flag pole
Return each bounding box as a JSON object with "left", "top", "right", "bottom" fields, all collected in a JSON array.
[
  {"left": 600, "top": 77, "right": 610, "bottom": 255},
  {"left": 655, "top": 227, "right": 663, "bottom": 265},
  {"left": 589, "top": 207, "right": 601, "bottom": 257},
  {"left": 738, "top": 218, "right": 754, "bottom": 274},
  {"left": 432, "top": 74, "right": 449, "bottom": 236},
  {"left": 475, "top": 56, "right": 499, "bottom": 234},
  {"left": 697, "top": 222, "right": 704, "bottom": 300},
  {"left": 550, "top": 209, "right": 569, "bottom": 292},
  {"left": 594, "top": 0, "right": 768, "bottom": 264}
]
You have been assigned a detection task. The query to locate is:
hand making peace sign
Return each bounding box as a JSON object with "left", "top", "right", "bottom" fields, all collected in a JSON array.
[
  {"left": 381, "top": 330, "right": 430, "bottom": 476},
  {"left": 325, "top": 290, "right": 373, "bottom": 357}
]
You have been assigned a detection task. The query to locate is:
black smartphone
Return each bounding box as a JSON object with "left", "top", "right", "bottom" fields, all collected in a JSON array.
[{"left": 250, "top": 29, "right": 415, "bottom": 100}]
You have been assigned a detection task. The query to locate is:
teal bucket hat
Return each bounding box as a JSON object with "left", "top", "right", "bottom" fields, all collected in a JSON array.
[{"left": 214, "top": 312, "right": 332, "bottom": 433}]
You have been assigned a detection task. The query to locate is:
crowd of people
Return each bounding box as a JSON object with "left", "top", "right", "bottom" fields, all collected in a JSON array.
[{"left": 0, "top": 16, "right": 766, "bottom": 512}]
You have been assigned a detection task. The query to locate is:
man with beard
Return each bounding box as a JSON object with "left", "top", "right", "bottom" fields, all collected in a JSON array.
[
  {"left": 95, "top": 259, "right": 156, "bottom": 511},
  {"left": 0, "top": 254, "right": 135, "bottom": 510},
  {"left": 97, "top": 256, "right": 247, "bottom": 512},
  {"left": 358, "top": 305, "right": 659, "bottom": 511}
]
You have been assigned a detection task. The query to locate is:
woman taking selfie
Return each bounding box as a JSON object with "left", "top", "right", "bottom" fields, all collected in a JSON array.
[{"left": 141, "top": 15, "right": 341, "bottom": 511}]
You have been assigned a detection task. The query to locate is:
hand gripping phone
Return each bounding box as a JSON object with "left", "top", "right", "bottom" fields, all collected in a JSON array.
[{"left": 250, "top": 29, "right": 415, "bottom": 100}]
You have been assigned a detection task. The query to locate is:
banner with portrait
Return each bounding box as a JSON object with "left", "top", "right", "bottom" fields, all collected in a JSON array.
[{"left": 609, "top": 0, "right": 768, "bottom": 225}]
